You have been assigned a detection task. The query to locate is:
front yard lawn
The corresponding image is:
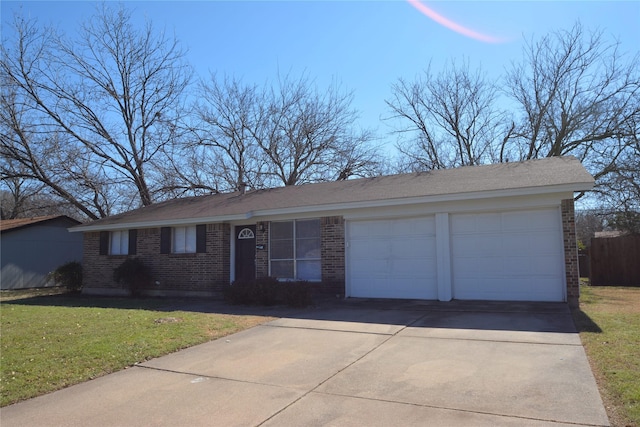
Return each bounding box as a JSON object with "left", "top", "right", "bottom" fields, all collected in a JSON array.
[
  {"left": 573, "top": 284, "right": 640, "bottom": 427},
  {"left": 0, "top": 290, "right": 273, "bottom": 407}
]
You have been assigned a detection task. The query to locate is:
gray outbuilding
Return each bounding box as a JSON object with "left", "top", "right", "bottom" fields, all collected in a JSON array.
[{"left": 1, "top": 215, "right": 83, "bottom": 289}]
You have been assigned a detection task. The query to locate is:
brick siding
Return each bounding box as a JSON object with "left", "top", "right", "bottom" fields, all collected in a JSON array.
[
  {"left": 82, "top": 224, "right": 230, "bottom": 297},
  {"left": 561, "top": 199, "right": 580, "bottom": 307},
  {"left": 255, "top": 221, "right": 269, "bottom": 279},
  {"left": 320, "top": 216, "right": 346, "bottom": 296},
  {"left": 82, "top": 217, "right": 348, "bottom": 298}
]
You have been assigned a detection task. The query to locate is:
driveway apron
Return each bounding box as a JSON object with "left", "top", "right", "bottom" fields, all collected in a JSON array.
[{"left": 0, "top": 302, "right": 610, "bottom": 426}]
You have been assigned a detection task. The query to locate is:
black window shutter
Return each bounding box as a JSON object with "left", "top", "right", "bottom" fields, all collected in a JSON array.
[
  {"left": 160, "top": 227, "right": 171, "bottom": 254},
  {"left": 99, "top": 231, "right": 109, "bottom": 255},
  {"left": 196, "top": 224, "right": 206, "bottom": 253},
  {"left": 128, "top": 229, "right": 137, "bottom": 255}
]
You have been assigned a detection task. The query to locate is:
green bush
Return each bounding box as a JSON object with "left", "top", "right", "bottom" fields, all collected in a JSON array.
[
  {"left": 223, "top": 277, "right": 312, "bottom": 307},
  {"left": 49, "top": 261, "right": 83, "bottom": 292},
  {"left": 113, "top": 258, "right": 152, "bottom": 297}
]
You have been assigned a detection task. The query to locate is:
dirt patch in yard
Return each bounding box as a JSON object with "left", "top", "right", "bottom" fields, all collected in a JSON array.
[{"left": 581, "top": 286, "right": 640, "bottom": 314}]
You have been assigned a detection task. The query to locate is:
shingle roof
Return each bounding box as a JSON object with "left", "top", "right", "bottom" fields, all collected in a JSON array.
[
  {"left": 73, "top": 156, "right": 594, "bottom": 231},
  {"left": 1, "top": 215, "right": 80, "bottom": 233}
]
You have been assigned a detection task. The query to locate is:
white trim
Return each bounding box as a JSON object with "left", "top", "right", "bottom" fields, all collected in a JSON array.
[
  {"left": 69, "top": 184, "right": 590, "bottom": 232},
  {"left": 230, "top": 226, "right": 237, "bottom": 283},
  {"left": 435, "top": 213, "right": 452, "bottom": 302},
  {"left": 69, "top": 213, "right": 249, "bottom": 233},
  {"left": 248, "top": 185, "right": 587, "bottom": 219}
]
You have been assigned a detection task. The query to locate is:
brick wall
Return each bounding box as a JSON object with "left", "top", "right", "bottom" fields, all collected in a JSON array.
[
  {"left": 82, "top": 231, "right": 126, "bottom": 294},
  {"left": 255, "top": 221, "right": 269, "bottom": 279},
  {"left": 82, "top": 224, "right": 230, "bottom": 297},
  {"left": 83, "top": 217, "right": 347, "bottom": 297},
  {"left": 561, "top": 199, "right": 580, "bottom": 307},
  {"left": 321, "top": 216, "right": 346, "bottom": 296}
]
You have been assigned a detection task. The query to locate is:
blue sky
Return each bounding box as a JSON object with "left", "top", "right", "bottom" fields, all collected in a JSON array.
[{"left": 2, "top": 1, "right": 639, "bottom": 146}]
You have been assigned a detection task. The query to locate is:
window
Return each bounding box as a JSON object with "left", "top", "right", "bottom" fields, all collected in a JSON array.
[
  {"left": 173, "top": 226, "right": 196, "bottom": 253},
  {"left": 270, "top": 219, "right": 321, "bottom": 281},
  {"left": 238, "top": 228, "right": 255, "bottom": 239},
  {"left": 160, "top": 225, "right": 206, "bottom": 254},
  {"left": 110, "top": 230, "right": 129, "bottom": 255},
  {"left": 99, "top": 230, "right": 136, "bottom": 255}
]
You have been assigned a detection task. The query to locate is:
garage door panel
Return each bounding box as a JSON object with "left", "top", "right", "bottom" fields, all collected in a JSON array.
[
  {"left": 391, "top": 259, "right": 432, "bottom": 275},
  {"left": 451, "top": 208, "right": 564, "bottom": 302},
  {"left": 350, "top": 259, "right": 387, "bottom": 275},
  {"left": 501, "top": 211, "right": 532, "bottom": 231},
  {"left": 392, "top": 217, "right": 435, "bottom": 235},
  {"left": 451, "top": 212, "right": 502, "bottom": 233},
  {"left": 350, "top": 221, "right": 391, "bottom": 237},
  {"left": 391, "top": 241, "right": 434, "bottom": 259},
  {"left": 454, "top": 257, "right": 502, "bottom": 277},
  {"left": 454, "top": 235, "right": 509, "bottom": 255},
  {"left": 348, "top": 217, "right": 436, "bottom": 299},
  {"left": 529, "top": 232, "right": 561, "bottom": 253},
  {"left": 349, "top": 239, "right": 387, "bottom": 257},
  {"left": 472, "top": 213, "right": 502, "bottom": 232},
  {"left": 502, "top": 257, "right": 533, "bottom": 275},
  {"left": 531, "top": 255, "right": 564, "bottom": 275},
  {"left": 454, "top": 277, "right": 562, "bottom": 302}
]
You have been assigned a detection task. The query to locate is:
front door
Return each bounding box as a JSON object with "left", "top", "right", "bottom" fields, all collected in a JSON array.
[{"left": 235, "top": 225, "right": 256, "bottom": 282}]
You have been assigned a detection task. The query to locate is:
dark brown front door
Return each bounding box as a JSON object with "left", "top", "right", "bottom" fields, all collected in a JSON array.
[{"left": 235, "top": 225, "right": 256, "bottom": 282}]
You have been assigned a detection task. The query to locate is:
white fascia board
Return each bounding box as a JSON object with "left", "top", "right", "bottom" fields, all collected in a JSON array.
[
  {"left": 70, "top": 182, "right": 592, "bottom": 232},
  {"left": 69, "top": 213, "right": 251, "bottom": 233},
  {"left": 251, "top": 183, "right": 592, "bottom": 218}
]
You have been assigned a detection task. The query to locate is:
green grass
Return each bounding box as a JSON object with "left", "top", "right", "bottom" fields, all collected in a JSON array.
[
  {"left": 573, "top": 284, "right": 640, "bottom": 427},
  {"left": 0, "top": 290, "right": 273, "bottom": 407}
]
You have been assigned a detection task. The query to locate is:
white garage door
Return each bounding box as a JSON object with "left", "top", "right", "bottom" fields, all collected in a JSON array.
[
  {"left": 347, "top": 217, "right": 437, "bottom": 299},
  {"left": 451, "top": 208, "right": 564, "bottom": 302}
]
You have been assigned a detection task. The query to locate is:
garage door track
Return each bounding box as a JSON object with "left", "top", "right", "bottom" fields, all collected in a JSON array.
[{"left": 1, "top": 300, "right": 609, "bottom": 426}]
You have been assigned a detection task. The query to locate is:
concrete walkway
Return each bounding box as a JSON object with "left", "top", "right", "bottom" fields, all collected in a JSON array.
[{"left": 1, "top": 301, "right": 609, "bottom": 426}]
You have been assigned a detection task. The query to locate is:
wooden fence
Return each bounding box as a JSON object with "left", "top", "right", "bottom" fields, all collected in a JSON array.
[{"left": 589, "top": 235, "right": 640, "bottom": 286}]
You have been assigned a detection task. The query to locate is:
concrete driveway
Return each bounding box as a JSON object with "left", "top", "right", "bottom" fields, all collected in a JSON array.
[{"left": 1, "top": 300, "right": 609, "bottom": 426}]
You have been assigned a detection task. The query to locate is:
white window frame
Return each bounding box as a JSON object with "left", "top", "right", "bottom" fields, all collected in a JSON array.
[
  {"left": 110, "top": 230, "right": 129, "bottom": 255},
  {"left": 269, "top": 219, "right": 321, "bottom": 281},
  {"left": 172, "top": 225, "right": 197, "bottom": 254}
]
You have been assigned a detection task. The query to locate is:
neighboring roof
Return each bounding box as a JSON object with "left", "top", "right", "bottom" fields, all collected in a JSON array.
[
  {"left": 1, "top": 215, "right": 81, "bottom": 233},
  {"left": 72, "top": 156, "right": 595, "bottom": 232}
]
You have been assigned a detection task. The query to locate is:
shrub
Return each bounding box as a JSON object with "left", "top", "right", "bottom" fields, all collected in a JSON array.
[
  {"left": 223, "top": 277, "right": 312, "bottom": 307},
  {"left": 282, "top": 281, "right": 313, "bottom": 307},
  {"left": 113, "top": 258, "right": 152, "bottom": 297},
  {"left": 224, "top": 277, "right": 280, "bottom": 306},
  {"left": 49, "top": 261, "right": 83, "bottom": 292}
]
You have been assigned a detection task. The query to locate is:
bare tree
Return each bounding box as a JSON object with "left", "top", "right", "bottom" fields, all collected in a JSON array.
[
  {"left": 387, "top": 22, "right": 639, "bottom": 221},
  {"left": 386, "top": 60, "right": 511, "bottom": 171},
  {"left": 0, "top": 76, "right": 114, "bottom": 219},
  {"left": 178, "top": 73, "right": 382, "bottom": 192},
  {"left": 186, "top": 75, "right": 268, "bottom": 193},
  {"left": 594, "top": 116, "right": 640, "bottom": 233},
  {"left": 505, "top": 23, "right": 640, "bottom": 186},
  {"left": 1, "top": 4, "right": 191, "bottom": 216},
  {"left": 257, "top": 74, "right": 381, "bottom": 186},
  {"left": 0, "top": 171, "right": 44, "bottom": 219}
]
